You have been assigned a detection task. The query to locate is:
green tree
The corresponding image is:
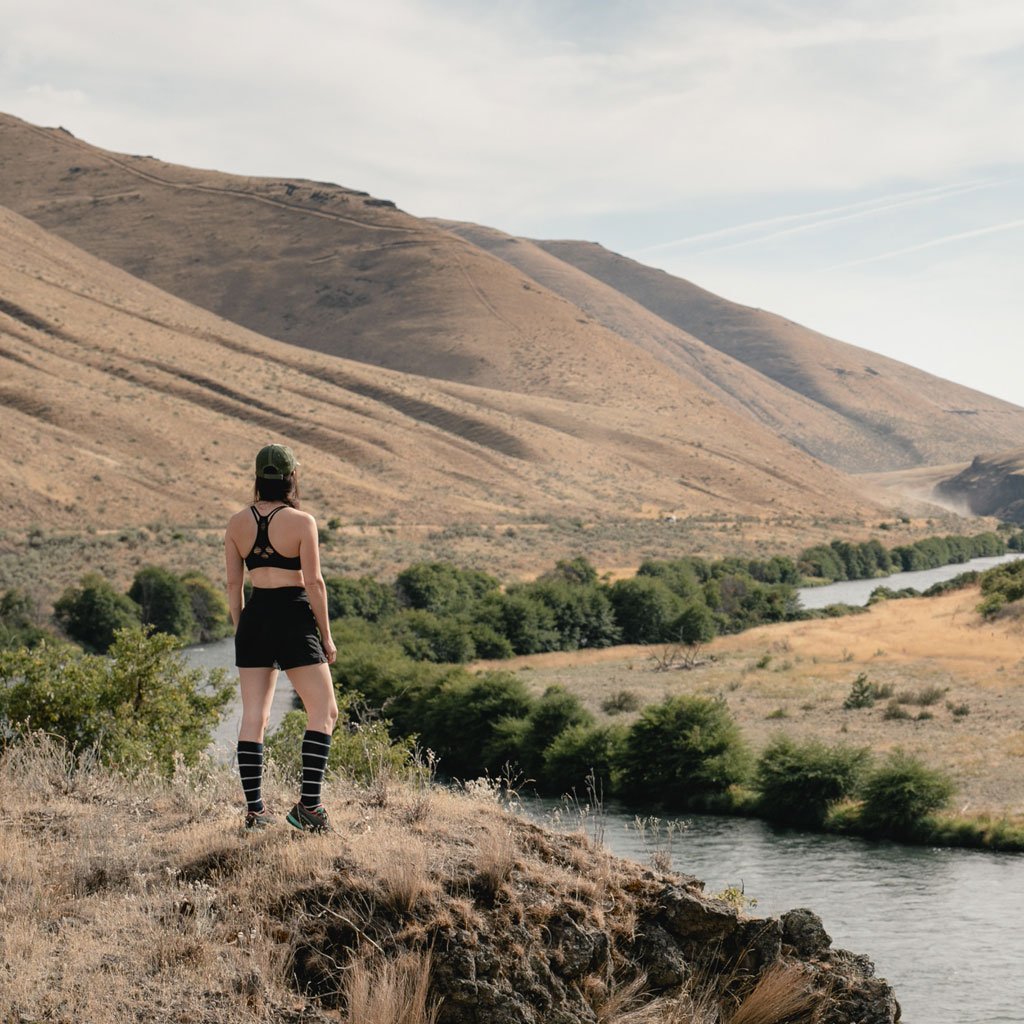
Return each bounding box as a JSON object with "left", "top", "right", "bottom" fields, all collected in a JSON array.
[
  {"left": 756, "top": 737, "right": 870, "bottom": 826},
  {"left": 859, "top": 750, "right": 955, "bottom": 834},
  {"left": 609, "top": 577, "right": 684, "bottom": 644},
  {"left": 542, "top": 722, "right": 626, "bottom": 795},
  {"left": 619, "top": 695, "right": 751, "bottom": 806},
  {"left": 0, "top": 629, "right": 232, "bottom": 773},
  {"left": 325, "top": 576, "right": 397, "bottom": 622},
  {"left": 0, "top": 589, "right": 51, "bottom": 650},
  {"left": 53, "top": 573, "right": 141, "bottom": 653},
  {"left": 395, "top": 562, "right": 499, "bottom": 616},
  {"left": 128, "top": 566, "right": 196, "bottom": 640},
  {"left": 180, "top": 572, "right": 232, "bottom": 642},
  {"left": 475, "top": 592, "right": 561, "bottom": 654}
]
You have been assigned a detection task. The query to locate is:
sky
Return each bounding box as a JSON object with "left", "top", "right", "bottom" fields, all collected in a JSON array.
[{"left": 2, "top": 0, "right": 1023, "bottom": 403}]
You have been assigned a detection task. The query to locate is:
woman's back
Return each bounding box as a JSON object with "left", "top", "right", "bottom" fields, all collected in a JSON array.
[{"left": 227, "top": 502, "right": 309, "bottom": 587}]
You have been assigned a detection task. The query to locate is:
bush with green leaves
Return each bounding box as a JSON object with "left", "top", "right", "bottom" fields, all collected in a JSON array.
[
  {"left": 0, "top": 628, "right": 232, "bottom": 773},
  {"left": 0, "top": 589, "right": 52, "bottom": 650},
  {"left": 180, "top": 572, "right": 232, "bottom": 642},
  {"left": 383, "top": 608, "right": 477, "bottom": 663},
  {"left": 978, "top": 559, "right": 1024, "bottom": 618},
  {"left": 395, "top": 562, "right": 499, "bottom": 616},
  {"left": 266, "top": 695, "right": 417, "bottom": 785},
  {"left": 858, "top": 749, "right": 955, "bottom": 834},
  {"left": 129, "top": 565, "right": 197, "bottom": 641},
  {"left": 491, "top": 685, "right": 594, "bottom": 781},
  {"left": 474, "top": 592, "right": 561, "bottom": 655},
  {"left": 618, "top": 695, "right": 752, "bottom": 807},
  {"left": 755, "top": 736, "right": 870, "bottom": 826},
  {"left": 608, "top": 577, "right": 684, "bottom": 644},
  {"left": 325, "top": 575, "right": 397, "bottom": 622},
  {"left": 511, "top": 579, "right": 620, "bottom": 650},
  {"left": 53, "top": 573, "right": 141, "bottom": 653},
  {"left": 420, "top": 671, "right": 534, "bottom": 779},
  {"left": 542, "top": 722, "right": 627, "bottom": 795}
]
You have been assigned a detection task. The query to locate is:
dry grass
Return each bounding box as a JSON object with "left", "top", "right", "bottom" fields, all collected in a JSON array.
[
  {"left": 729, "top": 964, "right": 821, "bottom": 1024},
  {"left": 341, "top": 951, "right": 440, "bottom": 1024}
]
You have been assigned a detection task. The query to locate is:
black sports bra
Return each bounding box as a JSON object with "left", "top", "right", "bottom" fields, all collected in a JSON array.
[{"left": 244, "top": 506, "right": 302, "bottom": 571}]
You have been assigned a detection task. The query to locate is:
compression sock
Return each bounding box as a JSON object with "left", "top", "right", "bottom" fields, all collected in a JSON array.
[
  {"left": 237, "top": 740, "right": 265, "bottom": 813},
  {"left": 300, "top": 729, "right": 332, "bottom": 808}
]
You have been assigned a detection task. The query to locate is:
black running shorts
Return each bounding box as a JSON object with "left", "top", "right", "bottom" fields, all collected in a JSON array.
[{"left": 234, "top": 586, "right": 327, "bottom": 670}]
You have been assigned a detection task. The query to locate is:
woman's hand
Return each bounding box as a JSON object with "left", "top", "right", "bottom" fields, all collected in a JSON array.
[{"left": 323, "top": 637, "right": 337, "bottom": 665}]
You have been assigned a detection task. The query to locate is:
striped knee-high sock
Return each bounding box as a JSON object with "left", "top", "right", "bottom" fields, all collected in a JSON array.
[
  {"left": 237, "top": 741, "right": 265, "bottom": 813},
  {"left": 300, "top": 730, "right": 332, "bottom": 808}
]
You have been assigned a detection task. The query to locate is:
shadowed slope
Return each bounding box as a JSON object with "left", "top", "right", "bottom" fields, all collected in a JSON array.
[
  {"left": 535, "top": 240, "right": 1024, "bottom": 472},
  {"left": 934, "top": 449, "right": 1024, "bottom": 522},
  {"left": 0, "top": 205, "right": 876, "bottom": 533},
  {"left": 435, "top": 219, "right": 877, "bottom": 468}
]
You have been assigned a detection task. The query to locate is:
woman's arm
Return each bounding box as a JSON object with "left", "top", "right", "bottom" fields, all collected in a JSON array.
[
  {"left": 298, "top": 513, "right": 337, "bottom": 664},
  {"left": 224, "top": 521, "right": 245, "bottom": 629}
]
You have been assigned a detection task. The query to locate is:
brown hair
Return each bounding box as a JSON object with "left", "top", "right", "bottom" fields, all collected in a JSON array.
[{"left": 253, "top": 471, "right": 301, "bottom": 508}]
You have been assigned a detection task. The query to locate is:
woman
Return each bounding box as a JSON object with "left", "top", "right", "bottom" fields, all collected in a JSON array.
[{"left": 224, "top": 443, "right": 338, "bottom": 832}]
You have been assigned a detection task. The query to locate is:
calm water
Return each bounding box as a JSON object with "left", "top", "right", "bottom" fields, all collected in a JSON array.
[
  {"left": 529, "top": 805, "right": 1024, "bottom": 1024},
  {"left": 796, "top": 553, "right": 1024, "bottom": 610}
]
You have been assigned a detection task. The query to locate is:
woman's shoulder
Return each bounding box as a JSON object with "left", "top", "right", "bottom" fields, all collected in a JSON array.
[{"left": 226, "top": 505, "right": 255, "bottom": 529}]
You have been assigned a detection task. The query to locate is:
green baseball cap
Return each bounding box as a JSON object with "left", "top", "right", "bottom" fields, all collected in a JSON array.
[{"left": 255, "top": 443, "right": 298, "bottom": 480}]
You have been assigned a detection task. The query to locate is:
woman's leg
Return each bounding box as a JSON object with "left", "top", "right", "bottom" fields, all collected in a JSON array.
[
  {"left": 285, "top": 663, "right": 339, "bottom": 809},
  {"left": 237, "top": 667, "right": 278, "bottom": 814}
]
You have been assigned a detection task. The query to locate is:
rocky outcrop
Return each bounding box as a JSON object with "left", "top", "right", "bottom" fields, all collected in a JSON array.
[{"left": 287, "top": 818, "right": 900, "bottom": 1024}]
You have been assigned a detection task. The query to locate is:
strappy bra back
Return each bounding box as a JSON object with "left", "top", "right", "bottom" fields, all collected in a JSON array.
[{"left": 244, "top": 505, "right": 302, "bottom": 571}]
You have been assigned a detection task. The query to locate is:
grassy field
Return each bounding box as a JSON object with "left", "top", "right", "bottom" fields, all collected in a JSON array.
[{"left": 473, "top": 586, "right": 1024, "bottom": 819}]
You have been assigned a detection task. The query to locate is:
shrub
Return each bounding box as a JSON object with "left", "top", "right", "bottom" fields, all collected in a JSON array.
[
  {"left": 896, "top": 685, "right": 947, "bottom": 707},
  {"left": 53, "top": 573, "right": 141, "bottom": 652},
  {"left": 673, "top": 601, "right": 717, "bottom": 644},
  {"left": 475, "top": 592, "right": 560, "bottom": 655},
  {"left": 513, "top": 580, "right": 620, "bottom": 650},
  {"left": 859, "top": 749, "right": 955, "bottom": 834},
  {"left": 0, "top": 589, "right": 51, "bottom": 650},
  {"left": 0, "top": 629, "right": 232, "bottom": 773},
  {"left": 324, "top": 575, "right": 397, "bottom": 622},
  {"left": 421, "top": 671, "right": 534, "bottom": 779},
  {"left": 755, "top": 737, "right": 870, "bottom": 826},
  {"left": 180, "top": 572, "right": 232, "bottom": 642},
  {"left": 515, "top": 685, "right": 594, "bottom": 779},
  {"left": 542, "top": 722, "right": 627, "bottom": 794},
  {"left": 128, "top": 566, "right": 196, "bottom": 640},
  {"left": 842, "top": 674, "right": 892, "bottom": 709},
  {"left": 619, "top": 695, "right": 751, "bottom": 807},
  {"left": 608, "top": 577, "right": 684, "bottom": 644},
  {"left": 384, "top": 609, "right": 477, "bottom": 663},
  {"left": 266, "top": 699, "right": 417, "bottom": 784},
  {"left": 601, "top": 689, "right": 640, "bottom": 715},
  {"left": 395, "top": 562, "right": 499, "bottom": 615}
]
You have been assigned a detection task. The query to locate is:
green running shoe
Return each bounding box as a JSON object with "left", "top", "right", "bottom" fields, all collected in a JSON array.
[
  {"left": 286, "top": 801, "right": 331, "bottom": 833},
  {"left": 244, "top": 807, "right": 274, "bottom": 831}
]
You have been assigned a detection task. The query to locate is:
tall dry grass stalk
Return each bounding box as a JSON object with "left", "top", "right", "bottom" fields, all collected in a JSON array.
[
  {"left": 342, "top": 951, "right": 440, "bottom": 1024},
  {"left": 729, "top": 963, "right": 821, "bottom": 1024},
  {"left": 475, "top": 824, "right": 516, "bottom": 900}
]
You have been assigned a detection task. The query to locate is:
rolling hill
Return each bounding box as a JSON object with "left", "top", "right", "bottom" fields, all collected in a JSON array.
[
  {"left": 0, "top": 204, "right": 878, "bottom": 537},
  {"left": 2, "top": 112, "right": 1023, "bottom": 484},
  {"left": 934, "top": 449, "right": 1024, "bottom": 522},
  {"left": 530, "top": 239, "right": 1024, "bottom": 472}
]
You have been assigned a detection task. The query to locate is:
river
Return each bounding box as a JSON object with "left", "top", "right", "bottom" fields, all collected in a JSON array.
[
  {"left": 525, "top": 804, "right": 1024, "bottom": 1024},
  {"left": 796, "top": 552, "right": 1024, "bottom": 610},
  {"left": 185, "top": 552, "right": 1024, "bottom": 1023}
]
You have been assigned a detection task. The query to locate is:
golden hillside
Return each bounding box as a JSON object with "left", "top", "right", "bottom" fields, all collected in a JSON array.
[
  {"left": 0, "top": 204, "right": 877, "bottom": 538},
  {"left": 535, "top": 240, "right": 1024, "bottom": 471}
]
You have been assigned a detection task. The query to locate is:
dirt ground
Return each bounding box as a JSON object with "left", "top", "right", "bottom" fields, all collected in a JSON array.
[{"left": 474, "top": 587, "right": 1024, "bottom": 818}]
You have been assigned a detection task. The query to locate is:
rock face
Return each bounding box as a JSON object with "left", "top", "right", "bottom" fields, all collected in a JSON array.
[
  {"left": 934, "top": 450, "right": 1024, "bottom": 522},
  {"left": 288, "top": 819, "right": 900, "bottom": 1024}
]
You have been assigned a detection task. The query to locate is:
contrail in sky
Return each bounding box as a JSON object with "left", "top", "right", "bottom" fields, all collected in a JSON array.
[
  {"left": 825, "top": 217, "right": 1024, "bottom": 270},
  {"left": 635, "top": 179, "right": 1002, "bottom": 256}
]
